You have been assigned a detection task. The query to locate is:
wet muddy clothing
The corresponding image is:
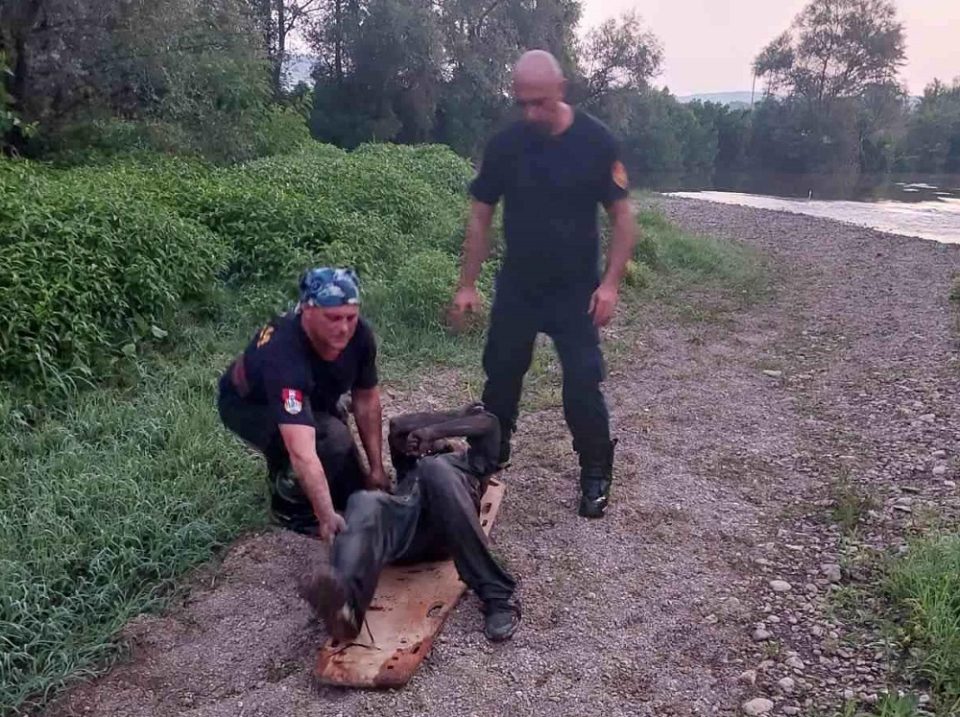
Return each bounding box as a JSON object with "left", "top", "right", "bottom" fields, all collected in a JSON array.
[{"left": 331, "top": 413, "right": 516, "bottom": 620}]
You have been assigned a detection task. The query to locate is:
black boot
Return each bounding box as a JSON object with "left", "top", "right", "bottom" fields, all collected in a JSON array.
[
  {"left": 482, "top": 598, "right": 522, "bottom": 642},
  {"left": 297, "top": 566, "right": 361, "bottom": 642},
  {"left": 577, "top": 440, "right": 617, "bottom": 519}
]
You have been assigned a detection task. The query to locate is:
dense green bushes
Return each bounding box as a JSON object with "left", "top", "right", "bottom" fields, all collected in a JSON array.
[
  {"left": 0, "top": 143, "right": 476, "bottom": 393},
  {"left": 0, "top": 141, "right": 477, "bottom": 711},
  {"left": 0, "top": 163, "right": 229, "bottom": 389}
]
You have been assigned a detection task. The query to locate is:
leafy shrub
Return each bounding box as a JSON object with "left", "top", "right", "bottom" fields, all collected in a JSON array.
[
  {"left": 0, "top": 167, "right": 228, "bottom": 388},
  {"left": 351, "top": 143, "right": 475, "bottom": 196},
  {"left": 365, "top": 248, "right": 459, "bottom": 331},
  {"left": 241, "top": 144, "right": 468, "bottom": 251},
  {"left": 0, "top": 142, "right": 474, "bottom": 392}
]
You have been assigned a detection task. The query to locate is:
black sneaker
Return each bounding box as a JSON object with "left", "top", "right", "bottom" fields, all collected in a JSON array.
[
  {"left": 578, "top": 479, "right": 612, "bottom": 519},
  {"left": 482, "top": 599, "right": 521, "bottom": 642},
  {"left": 297, "top": 567, "right": 360, "bottom": 642}
]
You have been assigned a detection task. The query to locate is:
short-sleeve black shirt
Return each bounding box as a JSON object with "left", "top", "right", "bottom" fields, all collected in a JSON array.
[
  {"left": 470, "top": 110, "right": 629, "bottom": 293},
  {"left": 220, "top": 312, "right": 378, "bottom": 427}
]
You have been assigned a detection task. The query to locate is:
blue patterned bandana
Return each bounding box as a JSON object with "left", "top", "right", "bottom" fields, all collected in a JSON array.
[{"left": 298, "top": 267, "right": 361, "bottom": 308}]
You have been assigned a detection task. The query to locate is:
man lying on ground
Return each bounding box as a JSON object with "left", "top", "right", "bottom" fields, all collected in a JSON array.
[{"left": 298, "top": 403, "right": 521, "bottom": 642}]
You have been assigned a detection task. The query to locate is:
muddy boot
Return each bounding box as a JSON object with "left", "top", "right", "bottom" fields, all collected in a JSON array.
[
  {"left": 297, "top": 567, "right": 361, "bottom": 642},
  {"left": 482, "top": 598, "right": 521, "bottom": 642},
  {"left": 577, "top": 440, "right": 617, "bottom": 519}
]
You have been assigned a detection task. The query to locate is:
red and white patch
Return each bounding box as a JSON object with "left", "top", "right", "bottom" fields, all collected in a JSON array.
[{"left": 282, "top": 388, "right": 303, "bottom": 415}]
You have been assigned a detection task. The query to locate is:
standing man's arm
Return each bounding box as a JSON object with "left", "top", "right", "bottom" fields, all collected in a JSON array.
[
  {"left": 352, "top": 385, "right": 388, "bottom": 491},
  {"left": 452, "top": 200, "right": 496, "bottom": 316},
  {"left": 589, "top": 197, "right": 637, "bottom": 328},
  {"left": 451, "top": 134, "right": 505, "bottom": 323}
]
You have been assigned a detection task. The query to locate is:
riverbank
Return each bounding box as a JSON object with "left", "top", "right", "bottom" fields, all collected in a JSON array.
[{"left": 28, "top": 199, "right": 960, "bottom": 717}]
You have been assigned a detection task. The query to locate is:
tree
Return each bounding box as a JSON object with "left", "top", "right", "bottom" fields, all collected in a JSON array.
[
  {"left": 903, "top": 79, "right": 960, "bottom": 173},
  {"left": 309, "top": 0, "right": 443, "bottom": 146},
  {"left": 576, "top": 11, "right": 662, "bottom": 107},
  {"left": 0, "top": 0, "right": 292, "bottom": 162},
  {"left": 855, "top": 81, "right": 907, "bottom": 172},
  {"left": 307, "top": 0, "right": 587, "bottom": 155},
  {"left": 754, "top": 0, "right": 905, "bottom": 106},
  {"left": 248, "top": 0, "right": 324, "bottom": 97}
]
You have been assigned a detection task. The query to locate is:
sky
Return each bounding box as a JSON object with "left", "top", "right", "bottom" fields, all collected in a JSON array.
[{"left": 578, "top": 0, "right": 960, "bottom": 96}]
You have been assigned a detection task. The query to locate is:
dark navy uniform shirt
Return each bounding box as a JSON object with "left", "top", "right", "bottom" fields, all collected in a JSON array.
[
  {"left": 470, "top": 110, "right": 630, "bottom": 294},
  {"left": 220, "top": 312, "right": 378, "bottom": 427}
]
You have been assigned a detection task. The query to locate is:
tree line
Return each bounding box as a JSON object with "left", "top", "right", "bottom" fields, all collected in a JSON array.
[{"left": 2, "top": 0, "right": 958, "bottom": 177}]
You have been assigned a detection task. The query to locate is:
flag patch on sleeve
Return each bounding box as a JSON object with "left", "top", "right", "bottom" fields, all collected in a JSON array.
[{"left": 282, "top": 388, "right": 303, "bottom": 415}]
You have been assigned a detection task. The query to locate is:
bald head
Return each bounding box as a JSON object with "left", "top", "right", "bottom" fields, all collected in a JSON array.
[
  {"left": 513, "top": 50, "right": 564, "bottom": 86},
  {"left": 512, "top": 50, "right": 569, "bottom": 135}
]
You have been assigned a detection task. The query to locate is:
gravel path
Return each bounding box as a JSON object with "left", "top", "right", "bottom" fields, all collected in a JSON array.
[{"left": 40, "top": 198, "right": 960, "bottom": 717}]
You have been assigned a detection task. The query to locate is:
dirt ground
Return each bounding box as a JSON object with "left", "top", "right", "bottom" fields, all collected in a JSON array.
[{"left": 40, "top": 198, "right": 960, "bottom": 717}]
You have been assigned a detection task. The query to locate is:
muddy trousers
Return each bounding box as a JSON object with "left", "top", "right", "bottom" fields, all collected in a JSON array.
[
  {"left": 217, "top": 386, "right": 365, "bottom": 533},
  {"left": 481, "top": 282, "right": 612, "bottom": 465},
  {"left": 332, "top": 456, "right": 516, "bottom": 620}
]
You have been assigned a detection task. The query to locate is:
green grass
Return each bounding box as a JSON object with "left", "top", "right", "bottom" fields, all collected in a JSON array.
[
  {"left": 818, "top": 694, "right": 924, "bottom": 717},
  {"left": 0, "top": 313, "right": 267, "bottom": 714},
  {"left": 821, "top": 534, "right": 960, "bottom": 717},
  {"left": 636, "top": 209, "right": 767, "bottom": 299},
  {"left": 0, "top": 207, "right": 765, "bottom": 714},
  {"left": 883, "top": 534, "right": 960, "bottom": 714}
]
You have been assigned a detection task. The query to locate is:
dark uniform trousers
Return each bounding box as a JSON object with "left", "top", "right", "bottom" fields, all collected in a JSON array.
[
  {"left": 218, "top": 387, "right": 365, "bottom": 533},
  {"left": 332, "top": 452, "right": 516, "bottom": 622},
  {"left": 481, "top": 279, "right": 612, "bottom": 465}
]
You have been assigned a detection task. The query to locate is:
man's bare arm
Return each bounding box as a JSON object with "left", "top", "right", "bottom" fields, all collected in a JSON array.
[
  {"left": 278, "top": 424, "right": 344, "bottom": 540},
  {"left": 351, "top": 386, "right": 387, "bottom": 488},
  {"left": 457, "top": 200, "right": 496, "bottom": 290},
  {"left": 589, "top": 198, "right": 637, "bottom": 327},
  {"left": 388, "top": 402, "right": 485, "bottom": 437},
  {"left": 404, "top": 413, "right": 499, "bottom": 456},
  {"left": 602, "top": 197, "right": 637, "bottom": 288}
]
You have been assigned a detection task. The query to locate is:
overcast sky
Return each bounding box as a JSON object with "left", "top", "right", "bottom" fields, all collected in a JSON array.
[{"left": 578, "top": 0, "right": 960, "bottom": 96}]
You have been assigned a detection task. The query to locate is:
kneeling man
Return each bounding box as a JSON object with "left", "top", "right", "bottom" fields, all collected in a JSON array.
[{"left": 218, "top": 267, "right": 389, "bottom": 540}]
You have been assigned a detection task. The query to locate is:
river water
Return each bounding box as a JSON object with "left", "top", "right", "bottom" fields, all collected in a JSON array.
[{"left": 659, "top": 174, "right": 960, "bottom": 244}]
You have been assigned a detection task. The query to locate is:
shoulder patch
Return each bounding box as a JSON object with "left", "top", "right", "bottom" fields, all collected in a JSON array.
[
  {"left": 257, "top": 325, "right": 275, "bottom": 349},
  {"left": 282, "top": 388, "right": 303, "bottom": 415},
  {"left": 612, "top": 160, "right": 629, "bottom": 191}
]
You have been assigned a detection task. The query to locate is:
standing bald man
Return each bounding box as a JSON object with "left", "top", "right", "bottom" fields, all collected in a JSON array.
[{"left": 450, "top": 50, "right": 637, "bottom": 519}]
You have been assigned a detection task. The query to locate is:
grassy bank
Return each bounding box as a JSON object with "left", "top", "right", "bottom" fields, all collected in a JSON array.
[
  {"left": 822, "top": 534, "right": 960, "bottom": 717},
  {"left": 0, "top": 153, "right": 764, "bottom": 715}
]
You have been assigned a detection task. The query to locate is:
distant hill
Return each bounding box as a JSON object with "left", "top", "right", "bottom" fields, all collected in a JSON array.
[
  {"left": 676, "top": 92, "right": 755, "bottom": 107},
  {"left": 676, "top": 90, "right": 919, "bottom": 109}
]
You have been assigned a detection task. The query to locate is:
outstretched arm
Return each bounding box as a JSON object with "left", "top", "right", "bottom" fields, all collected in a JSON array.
[
  {"left": 403, "top": 412, "right": 498, "bottom": 456},
  {"left": 388, "top": 403, "right": 485, "bottom": 438}
]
